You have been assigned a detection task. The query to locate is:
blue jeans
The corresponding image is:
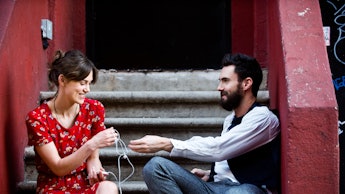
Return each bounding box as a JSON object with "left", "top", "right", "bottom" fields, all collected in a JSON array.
[{"left": 143, "top": 156, "right": 266, "bottom": 194}]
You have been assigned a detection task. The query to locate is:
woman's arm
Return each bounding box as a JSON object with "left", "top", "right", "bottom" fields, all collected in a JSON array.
[
  {"left": 35, "top": 127, "right": 116, "bottom": 176},
  {"left": 86, "top": 149, "right": 106, "bottom": 185}
]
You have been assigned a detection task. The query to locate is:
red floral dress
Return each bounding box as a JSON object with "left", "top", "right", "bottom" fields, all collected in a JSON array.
[{"left": 26, "top": 98, "right": 106, "bottom": 194}]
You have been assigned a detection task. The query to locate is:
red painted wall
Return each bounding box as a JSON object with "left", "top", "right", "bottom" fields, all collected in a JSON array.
[
  {"left": 0, "top": 0, "right": 85, "bottom": 193},
  {"left": 0, "top": 0, "right": 338, "bottom": 193},
  {"left": 231, "top": 0, "right": 255, "bottom": 58},
  {"left": 268, "top": 0, "right": 338, "bottom": 193},
  {"left": 0, "top": 1, "right": 49, "bottom": 193},
  {"left": 232, "top": 0, "right": 339, "bottom": 193},
  {"left": 48, "top": 0, "right": 86, "bottom": 55},
  {"left": 231, "top": 0, "right": 269, "bottom": 68}
]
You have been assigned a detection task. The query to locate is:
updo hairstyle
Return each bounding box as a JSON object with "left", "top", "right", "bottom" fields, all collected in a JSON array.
[{"left": 48, "top": 50, "right": 98, "bottom": 87}]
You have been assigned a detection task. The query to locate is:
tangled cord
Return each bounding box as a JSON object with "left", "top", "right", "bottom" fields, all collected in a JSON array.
[{"left": 103, "top": 129, "right": 135, "bottom": 194}]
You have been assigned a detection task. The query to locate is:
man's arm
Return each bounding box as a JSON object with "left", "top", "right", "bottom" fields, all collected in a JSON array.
[
  {"left": 129, "top": 107, "right": 279, "bottom": 162},
  {"left": 128, "top": 135, "right": 173, "bottom": 153}
]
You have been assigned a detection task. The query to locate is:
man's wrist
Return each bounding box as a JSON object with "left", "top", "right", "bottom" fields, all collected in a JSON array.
[{"left": 163, "top": 137, "right": 173, "bottom": 152}]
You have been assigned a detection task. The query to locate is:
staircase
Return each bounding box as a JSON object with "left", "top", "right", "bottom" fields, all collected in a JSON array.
[{"left": 17, "top": 69, "right": 269, "bottom": 194}]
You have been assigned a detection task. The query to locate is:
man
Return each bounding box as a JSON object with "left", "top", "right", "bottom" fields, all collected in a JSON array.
[{"left": 128, "top": 53, "right": 280, "bottom": 194}]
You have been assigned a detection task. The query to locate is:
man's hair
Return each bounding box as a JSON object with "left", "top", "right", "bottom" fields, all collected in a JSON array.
[{"left": 221, "top": 53, "right": 263, "bottom": 97}]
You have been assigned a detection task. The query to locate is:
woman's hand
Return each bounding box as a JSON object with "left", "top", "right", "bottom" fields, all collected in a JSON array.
[
  {"left": 88, "top": 127, "right": 118, "bottom": 150},
  {"left": 87, "top": 156, "right": 106, "bottom": 185},
  {"left": 85, "top": 127, "right": 116, "bottom": 185},
  {"left": 191, "top": 168, "right": 210, "bottom": 181}
]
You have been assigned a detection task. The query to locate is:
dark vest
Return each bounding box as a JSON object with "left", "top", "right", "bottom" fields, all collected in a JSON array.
[
  {"left": 227, "top": 133, "right": 280, "bottom": 189},
  {"left": 209, "top": 105, "right": 281, "bottom": 190}
]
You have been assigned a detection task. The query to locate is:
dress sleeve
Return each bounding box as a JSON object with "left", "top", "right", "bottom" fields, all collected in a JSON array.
[
  {"left": 90, "top": 100, "right": 107, "bottom": 136},
  {"left": 26, "top": 107, "right": 53, "bottom": 147}
]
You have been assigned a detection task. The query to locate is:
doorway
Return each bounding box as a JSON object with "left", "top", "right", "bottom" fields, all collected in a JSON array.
[{"left": 86, "top": 0, "right": 231, "bottom": 70}]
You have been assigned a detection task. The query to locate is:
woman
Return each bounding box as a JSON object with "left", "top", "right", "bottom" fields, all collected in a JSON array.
[{"left": 26, "top": 50, "right": 118, "bottom": 194}]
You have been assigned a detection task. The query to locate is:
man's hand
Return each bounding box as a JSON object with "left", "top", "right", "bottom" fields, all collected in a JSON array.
[
  {"left": 191, "top": 168, "right": 210, "bottom": 182},
  {"left": 128, "top": 135, "right": 173, "bottom": 153}
]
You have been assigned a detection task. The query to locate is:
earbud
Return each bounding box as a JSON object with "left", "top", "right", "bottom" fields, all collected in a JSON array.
[{"left": 101, "top": 171, "right": 109, "bottom": 176}]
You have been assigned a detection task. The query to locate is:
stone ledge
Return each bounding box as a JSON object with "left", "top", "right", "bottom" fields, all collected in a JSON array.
[
  {"left": 40, "top": 90, "right": 270, "bottom": 104},
  {"left": 17, "top": 180, "right": 149, "bottom": 194},
  {"left": 91, "top": 69, "right": 268, "bottom": 91},
  {"left": 105, "top": 117, "right": 224, "bottom": 128},
  {"left": 24, "top": 146, "right": 204, "bottom": 162}
]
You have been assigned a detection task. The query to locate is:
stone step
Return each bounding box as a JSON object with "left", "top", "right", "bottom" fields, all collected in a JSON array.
[
  {"left": 105, "top": 117, "right": 224, "bottom": 143},
  {"left": 40, "top": 90, "right": 269, "bottom": 118},
  {"left": 23, "top": 146, "right": 211, "bottom": 182},
  {"left": 21, "top": 146, "right": 210, "bottom": 194},
  {"left": 17, "top": 180, "right": 149, "bottom": 194},
  {"left": 20, "top": 70, "right": 270, "bottom": 194},
  {"left": 92, "top": 70, "right": 222, "bottom": 91},
  {"left": 91, "top": 69, "right": 267, "bottom": 91}
]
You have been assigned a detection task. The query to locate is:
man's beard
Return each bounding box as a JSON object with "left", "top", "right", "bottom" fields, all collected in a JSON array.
[{"left": 220, "top": 84, "right": 243, "bottom": 111}]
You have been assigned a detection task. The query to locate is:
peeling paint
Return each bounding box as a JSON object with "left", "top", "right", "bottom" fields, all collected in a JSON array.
[
  {"left": 315, "top": 87, "right": 322, "bottom": 92},
  {"left": 293, "top": 67, "right": 304, "bottom": 74},
  {"left": 298, "top": 8, "right": 311, "bottom": 16}
]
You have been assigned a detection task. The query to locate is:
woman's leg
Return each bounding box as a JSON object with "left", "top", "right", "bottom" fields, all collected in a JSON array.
[{"left": 96, "top": 180, "right": 118, "bottom": 194}]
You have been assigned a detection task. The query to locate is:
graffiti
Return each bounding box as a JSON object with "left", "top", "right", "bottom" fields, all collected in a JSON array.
[
  {"left": 339, "top": 120, "right": 345, "bottom": 135},
  {"left": 327, "top": 1, "right": 345, "bottom": 65},
  {"left": 333, "top": 75, "right": 345, "bottom": 90},
  {"left": 324, "top": 26, "right": 331, "bottom": 46},
  {"left": 321, "top": 2, "right": 345, "bottom": 192}
]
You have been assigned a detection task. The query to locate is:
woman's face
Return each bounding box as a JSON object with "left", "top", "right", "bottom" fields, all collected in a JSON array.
[{"left": 61, "top": 71, "right": 93, "bottom": 105}]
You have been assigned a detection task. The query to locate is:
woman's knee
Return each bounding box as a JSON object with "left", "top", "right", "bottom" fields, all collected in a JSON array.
[{"left": 96, "top": 180, "right": 118, "bottom": 194}]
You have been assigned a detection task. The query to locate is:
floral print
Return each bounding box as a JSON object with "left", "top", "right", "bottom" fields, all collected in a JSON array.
[{"left": 26, "top": 98, "right": 106, "bottom": 194}]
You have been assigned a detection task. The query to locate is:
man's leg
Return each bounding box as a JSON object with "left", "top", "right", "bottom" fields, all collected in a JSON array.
[
  {"left": 143, "top": 156, "right": 213, "bottom": 194},
  {"left": 224, "top": 183, "right": 267, "bottom": 194},
  {"left": 143, "top": 156, "right": 266, "bottom": 194},
  {"left": 203, "top": 179, "right": 266, "bottom": 194}
]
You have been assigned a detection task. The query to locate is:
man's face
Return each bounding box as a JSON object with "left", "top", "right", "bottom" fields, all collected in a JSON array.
[{"left": 217, "top": 65, "right": 244, "bottom": 111}]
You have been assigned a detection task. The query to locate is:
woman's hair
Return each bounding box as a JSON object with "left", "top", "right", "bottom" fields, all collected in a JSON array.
[
  {"left": 48, "top": 50, "right": 98, "bottom": 87},
  {"left": 221, "top": 53, "right": 263, "bottom": 97}
]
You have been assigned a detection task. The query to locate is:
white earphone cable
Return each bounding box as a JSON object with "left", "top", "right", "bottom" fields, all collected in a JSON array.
[{"left": 102, "top": 129, "right": 135, "bottom": 194}]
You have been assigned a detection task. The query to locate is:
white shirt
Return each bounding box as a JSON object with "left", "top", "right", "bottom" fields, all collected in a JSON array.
[{"left": 170, "top": 106, "right": 280, "bottom": 182}]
